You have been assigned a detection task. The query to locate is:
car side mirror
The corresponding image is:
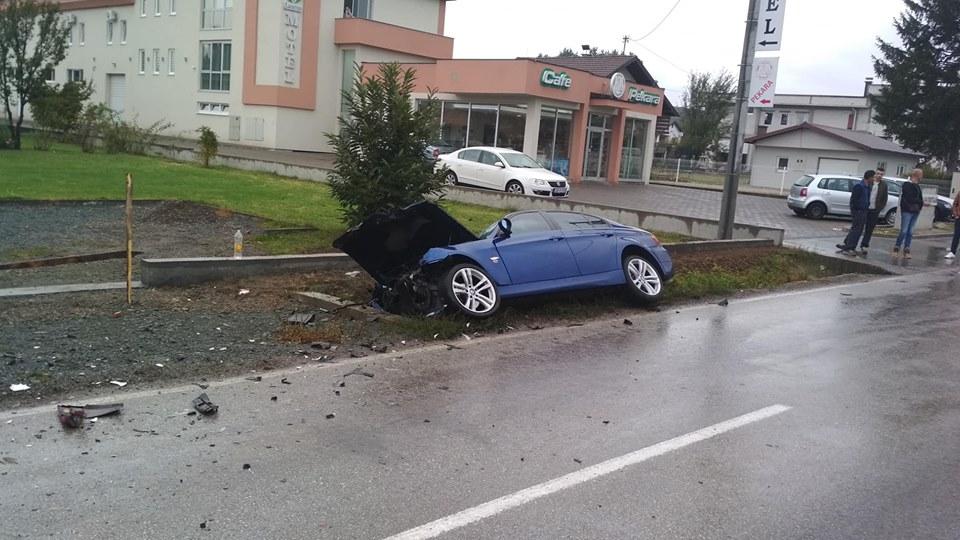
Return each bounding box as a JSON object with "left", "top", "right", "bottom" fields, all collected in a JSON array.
[
  {"left": 495, "top": 162, "right": 505, "bottom": 168},
  {"left": 497, "top": 218, "right": 512, "bottom": 237}
]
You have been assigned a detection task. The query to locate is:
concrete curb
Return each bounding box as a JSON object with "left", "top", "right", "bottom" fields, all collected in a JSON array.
[
  {"left": 0, "top": 281, "right": 144, "bottom": 298},
  {"left": 141, "top": 254, "right": 356, "bottom": 287},
  {"left": 649, "top": 181, "right": 786, "bottom": 200},
  {"left": 663, "top": 238, "right": 775, "bottom": 255},
  {"left": 0, "top": 250, "right": 142, "bottom": 270}
]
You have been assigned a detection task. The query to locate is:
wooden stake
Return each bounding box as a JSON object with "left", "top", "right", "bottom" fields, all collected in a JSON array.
[{"left": 125, "top": 173, "right": 133, "bottom": 305}]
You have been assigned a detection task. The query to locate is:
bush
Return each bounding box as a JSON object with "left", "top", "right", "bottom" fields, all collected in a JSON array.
[
  {"left": 72, "top": 103, "right": 171, "bottom": 155},
  {"left": 197, "top": 126, "right": 218, "bottom": 167},
  {"left": 30, "top": 81, "right": 94, "bottom": 146},
  {"left": 74, "top": 104, "right": 113, "bottom": 153},
  {"left": 325, "top": 63, "right": 447, "bottom": 226}
]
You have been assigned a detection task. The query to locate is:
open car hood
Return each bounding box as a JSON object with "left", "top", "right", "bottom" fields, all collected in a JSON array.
[{"left": 333, "top": 202, "right": 479, "bottom": 285}]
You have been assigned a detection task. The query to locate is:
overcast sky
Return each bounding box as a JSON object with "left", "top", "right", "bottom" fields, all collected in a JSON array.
[{"left": 445, "top": 0, "right": 906, "bottom": 104}]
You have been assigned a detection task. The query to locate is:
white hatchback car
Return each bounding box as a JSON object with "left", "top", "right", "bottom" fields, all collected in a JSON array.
[{"left": 438, "top": 146, "right": 570, "bottom": 198}]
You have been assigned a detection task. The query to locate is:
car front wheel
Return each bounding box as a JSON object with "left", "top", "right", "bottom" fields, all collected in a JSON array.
[
  {"left": 623, "top": 253, "right": 664, "bottom": 305},
  {"left": 505, "top": 181, "right": 524, "bottom": 195},
  {"left": 443, "top": 263, "right": 501, "bottom": 318}
]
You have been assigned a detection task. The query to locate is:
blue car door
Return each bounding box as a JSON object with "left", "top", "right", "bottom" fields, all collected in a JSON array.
[
  {"left": 546, "top": 212, "right": 620, "bottom": 275},
  {"left": 493, "top": 212, "right": 580, "bottom": 284}
]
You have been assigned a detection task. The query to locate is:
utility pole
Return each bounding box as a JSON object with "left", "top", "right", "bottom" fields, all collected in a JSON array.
[
  {"left": 622, "top": 35, "right": 630, "bottom": 55},
  {"left": 718, "top": 0, "right": 760, "bottom": 239}
]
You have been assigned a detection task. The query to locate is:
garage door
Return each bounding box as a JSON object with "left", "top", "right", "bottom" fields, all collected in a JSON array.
[
  {"left": 817, "top": 157, "right": 859, "bottom": 176},
  {"left": 107, "top": 74, "right": 125, "bottom": 113}
]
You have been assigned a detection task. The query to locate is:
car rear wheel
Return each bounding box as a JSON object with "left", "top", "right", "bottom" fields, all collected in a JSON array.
[
  {"left": 443, "top": 263, "right": 500, "bottom": 318},
  {"left": 806, "top": 202, "right": 827, "bottom": 220},
  {"left": 623, "top": 253, "right": 664, "bottom": 305},
  {"left": 445, "top": 171, "right": 459, "bottom": 186},
  {"left": 885, "top": 208, "right": 897, "bottom": 226},
  {"left": 505, "top": 181, "right": 524, "bottom": 195}
]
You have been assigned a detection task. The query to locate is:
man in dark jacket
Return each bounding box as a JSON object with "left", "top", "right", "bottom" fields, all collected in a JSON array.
[
  {"left": 837, "top": 170, "right": 875, "bottom": 255},
  {"left": 859, "top": 166, "right": 889, "bottom": 254},
  {"left": 894, "top": 168, "right": 925, "bottom": 258}
]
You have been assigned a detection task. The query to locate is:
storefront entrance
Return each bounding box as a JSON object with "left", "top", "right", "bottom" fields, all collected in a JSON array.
[
  {"left": 583, "top": 113, "right": 613, "bottom": 180},
  {"left": 619, "top": 117, "right": 649, "bottom": 182}
]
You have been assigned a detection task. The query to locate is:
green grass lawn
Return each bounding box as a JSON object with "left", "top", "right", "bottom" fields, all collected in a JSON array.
[{"left": 0, "top": 139, "right": 504, "bottom": 252}]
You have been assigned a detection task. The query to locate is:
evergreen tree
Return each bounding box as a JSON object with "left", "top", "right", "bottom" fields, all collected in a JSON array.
[
  {"left": 874, "top": 0, "right": 960, "bottom": 172},
  {"left": 326, "top": 63, "right": 447, "bottom": 227}
]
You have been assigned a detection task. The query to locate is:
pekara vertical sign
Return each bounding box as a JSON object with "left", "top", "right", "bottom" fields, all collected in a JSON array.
[{"left": 280, "top": 0, "right": 304, "bottom": 87}]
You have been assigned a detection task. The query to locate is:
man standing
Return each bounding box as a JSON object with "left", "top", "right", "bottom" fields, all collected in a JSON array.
[
  {"left": 859, "top": 166, "right": 889, "bottom": 255},
  {"left": 894, "top": 168, "right": 925, "bottom": 259},
  {"left": 837, "top": 170, "right": 874, "bottom": 255}
]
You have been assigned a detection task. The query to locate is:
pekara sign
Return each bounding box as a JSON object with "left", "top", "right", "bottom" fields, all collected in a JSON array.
[
  {"left": 627, "top": 87, "right": 661, "bottom": 106},
  {"left": 748, "top": 57, "right": 779, "bottom": 108},
  {"left": 541, "top": 69, "right": 572, "bottom": 90},
  {"left": 280, "top": 0, "right": 304, "bottom": 87}
]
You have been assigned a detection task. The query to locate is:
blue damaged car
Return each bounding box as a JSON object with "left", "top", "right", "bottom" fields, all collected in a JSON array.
[{"left": 333, "top": 202, "right": 673, "bottom": 318}]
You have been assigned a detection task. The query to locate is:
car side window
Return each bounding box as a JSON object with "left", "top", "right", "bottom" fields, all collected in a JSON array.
[
  {"left": 459, "top": 149, "right": 480, "bottom": 162},
  {"left": 507, "top": 212, "right": 553, "bottom": 236},
  {"left": 886, "top": 181, "right": 901, "bottom": 196},
  {"left": 827, "top": 178, "right": 852, "bottom": 192},
  {"left": 818, "top": 178, "right": 829, "bottom": 189},
  {"left": 549, "top": 212, "right": 608, "bottom": 231},
  {"left": 479, "top": 151, "right": 501, "bottom": 167}
]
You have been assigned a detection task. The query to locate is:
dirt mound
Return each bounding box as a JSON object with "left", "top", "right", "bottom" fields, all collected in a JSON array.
[{"left": 141, "top": 200, "right": 237, "bottom": 225}]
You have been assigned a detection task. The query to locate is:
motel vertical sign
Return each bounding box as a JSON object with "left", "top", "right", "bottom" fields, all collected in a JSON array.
[
  {"left": 280, "top": 0, "right": 304, "bottom": 87},
  {"left": 749, "top": 0, "right": 785, "bottom": 108}
]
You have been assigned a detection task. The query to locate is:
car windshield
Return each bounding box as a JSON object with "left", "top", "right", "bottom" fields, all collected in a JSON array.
[{"left": 501, "top": 152, "right": 542, "bottom": 169}]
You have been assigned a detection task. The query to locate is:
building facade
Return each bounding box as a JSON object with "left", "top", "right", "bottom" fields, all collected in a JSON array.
[{"left": 52, "top": 0, "right": 452, "bottom": 151}]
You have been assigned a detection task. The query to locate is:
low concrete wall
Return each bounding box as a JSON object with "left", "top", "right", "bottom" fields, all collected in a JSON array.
[
  {"left": 663, "top": 238, "right": 775, "bottom": 256},
  {"left": 149, "top": 143, "right": 331, "bottom": 183},
  {"left": 141, "top": 254, "right": 355, "bottom": 287},
  {"left": 443, "top": 188, "right": 786, "bottom": 245}
]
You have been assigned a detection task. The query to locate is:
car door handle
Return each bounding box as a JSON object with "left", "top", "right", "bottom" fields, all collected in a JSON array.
[
  {"left": 551, "top": 237, "right": 564, "bottom": 242},
  {"left": 602, "top": 233, "right": 615, "bottom": 238}
]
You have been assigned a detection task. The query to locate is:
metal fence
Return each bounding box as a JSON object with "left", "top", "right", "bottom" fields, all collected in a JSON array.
[{"left": 651, "top": 158, "right": 752, "bottom": 186}]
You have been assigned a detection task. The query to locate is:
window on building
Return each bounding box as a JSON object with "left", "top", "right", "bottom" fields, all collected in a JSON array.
[
  {"left": 168, "top": 48, "right": 176, "bottom": 75},
  {"left": 141, "top": 0, "right": 147, "bottom": 16},
  {"left": 340, "top": 49, "right": 356, "bottom": 120},
  {"left": 198, "top": 102, "right": 230, "bottom": 115},
  {"left": 153, "top": 48, "right": 161, "bottom": 74},
  {"left": 495, "top": 105, "right": 526, "bottom": 152},
  {"left": 344, "top": 0, "right": 372, "bottom": 18},
  {"left": 78, "top": 23, "right": 85, "bottom": 45},
  {"left": 467, "top": 104, "right": 497, "bottom": 147},
  {"left": 107, "top": 21, "right": 114, "bottom": 44},
  {"left": 441, "top": 102, "right": 469, "bottom": 149},
  {"left": 119, "top": 20, "right": 127, "bottom": 43},
  {"left": 847, "top": 113, "right": 855, "bottom": 130},
  {"left": 896, "top": 165, "right": 906, "bottom": 176},
  {"left": 876, "top": 161, "right": 886, "bottom": 171},
  {"left": 796, "top": 111, "right": 810, "bottom": 123},
  {"left": 779, "top": 113, "right": 789, "bottom": 126},
  {"left": 154, "top": 0, "right": 161, "bottom": 15},
  {"left": 67, "top": 69, "right": 84, "bottom": 82},
  {"left": 170, "top": 0, "right": 176, "bottom": 14},
  {"left": 200, "top": 41, "right": 232, "bottom": 91},
  {"left": 777, "top": 157, "right": 789, "bottom": 171},
  {"left": 67, "top": 26, "right": 73, "bottom": 46},
  {"left": 620, "top": 118, "right": 648, "bottom": 180},
  {"left": 201, "top": 0, "right": 233, "bottom": 29},
  {"left": 138, "top": 49, "right": 146, "bottom": 74},
  {"left": 761, "top": 112, "right": 773, "bottom": 126},
  {"left": 43, "top": 68, "right": 55, "bottom": 82}
]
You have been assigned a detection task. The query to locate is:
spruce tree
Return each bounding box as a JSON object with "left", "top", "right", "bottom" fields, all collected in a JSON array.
[{"left": 874, "top": 0, "right": 960, "bottom": 173}]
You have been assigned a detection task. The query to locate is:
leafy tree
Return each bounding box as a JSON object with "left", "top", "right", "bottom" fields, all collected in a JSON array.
[
  {"left": 677, "top": 71, "right": 735, "bottom": 159},
  {"left": 30, "top": 80, "right": 93, "bottom": 147},
  {"left": 326, "top": 63, "right": 446, "bottom": 227},
  {"left": 874, "top": 0, "right": 960, "bottom": 173},
  {"left": 0, "top": 0, "right": 71, "bottom": 150}
]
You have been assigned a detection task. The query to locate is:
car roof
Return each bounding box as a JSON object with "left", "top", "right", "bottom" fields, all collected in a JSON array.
[{"left": 459, "top": 146, "right": 522, "bottom": 154}]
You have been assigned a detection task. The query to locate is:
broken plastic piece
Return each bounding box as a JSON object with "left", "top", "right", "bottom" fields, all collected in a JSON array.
[
  {"left": 9, "top": 384, "right": 29, "bottom": 392},
  {"left": 109, "top": 380, "right": 127, "bottom": 387},
  {"left": 238, "top": 289, "right": 250, "bottom": 296},
  {"left": 57, "top": 403, "right": 123, "bottom": 429},
  {"left": 192, "top": 393, "right": 219, "bottom": 416}
]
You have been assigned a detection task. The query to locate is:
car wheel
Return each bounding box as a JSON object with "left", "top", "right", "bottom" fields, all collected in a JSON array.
[
  {"left": 623, "top": 253, "right": 664, "bottom": 305},
  {"left": 445, "top": 171, "right": 459, "bottom": 186},
  {"left": 505, "top": 181, "right": 524, "bottom": 195},
  {"left": 443, "top": 263, "right": 501, "bottom": 318},
  {"left": 884, "top": 208, "right": 897, "bottom": 226},
  {"left": 806, "top": 202, "right": 827, "bottom": 220}
]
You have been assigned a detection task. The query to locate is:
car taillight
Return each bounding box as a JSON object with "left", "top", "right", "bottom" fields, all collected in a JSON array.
[{"left": 800, "top": 187, "right": 808, "bottom": 197}]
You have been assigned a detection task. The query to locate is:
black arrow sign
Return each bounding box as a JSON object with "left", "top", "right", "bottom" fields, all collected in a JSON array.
[{"left": 758, "top": 40, "right": 779, "bottom": 46}]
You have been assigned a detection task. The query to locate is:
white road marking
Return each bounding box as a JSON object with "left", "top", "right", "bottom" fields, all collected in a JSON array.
[{"left": 384, "top": 404, "right": 792, "bottom": 540}]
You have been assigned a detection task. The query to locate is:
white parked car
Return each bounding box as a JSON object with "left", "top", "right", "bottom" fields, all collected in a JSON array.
[
  {"left": 787, "top": 174, "right": 900, "bottom": 225},
  {"left": 438, "top": 146, "right": 570, "bottom": 198}
]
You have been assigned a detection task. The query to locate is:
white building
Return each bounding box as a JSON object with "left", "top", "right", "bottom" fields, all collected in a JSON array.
[{"left": 50, "top": 0, "right": 454, "bottom": 152}]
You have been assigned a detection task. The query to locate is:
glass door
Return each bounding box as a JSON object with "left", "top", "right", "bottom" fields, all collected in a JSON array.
[
  {"left": 619, "top": 118, "right": 649, "bottom": 181},
  {"left": 583, "top": 113, "right": 612, "bottom": 179}
]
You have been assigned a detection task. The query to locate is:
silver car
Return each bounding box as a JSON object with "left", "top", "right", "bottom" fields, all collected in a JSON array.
[{"left": 787, "top": 174, "right": 900, "bottom": 225}]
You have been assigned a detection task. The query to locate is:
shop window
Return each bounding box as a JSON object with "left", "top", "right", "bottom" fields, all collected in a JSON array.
[
  {"left": 344, "top": 0, "right": 372, "bottom": 19},
  {"left": 441, "top": 102, "right": 469, "bottom": 149},
  {"left": 495, "top": 105, "right": 526, "bottom": 152},
  {"left": 200, "top": 41, "right": 231, "bottom": 91},
  {"left": 467, "top": 104, "right": 497, "bottom": 148},
  {"left": 201, "top": 0, "right": 232, "bottom": 29},
  {"left": 620, "top": 118, "right": 648, "bottom": 180},
  {"left": 537, "top": 107, "right": 557, "bottom": 166},
  {"left": 537, "top": 107, "right": 573, "bottom": 176}
]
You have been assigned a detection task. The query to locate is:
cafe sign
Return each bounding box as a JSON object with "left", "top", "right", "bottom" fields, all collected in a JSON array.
[
  {"left": 541, "top": 68, "right": 572, "bottom": 90},
  {"left": 280, "top": 0, "right": 304, "bottom": 87},
  {"left": 627, "top": 88, "right": 661, "bottom": 106}
]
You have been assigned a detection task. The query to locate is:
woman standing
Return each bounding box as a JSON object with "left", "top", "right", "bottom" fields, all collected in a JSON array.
[
  {"left": 893, "top": 168, "right": 925, "bottom": 259},
  {"left": 946, "top": 190, "right": 960, "bottom": 259}
]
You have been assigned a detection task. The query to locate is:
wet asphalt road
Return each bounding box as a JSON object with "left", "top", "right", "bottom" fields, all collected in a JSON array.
[{"left": 3, "top": 270, "right": 960, "bottom": 539}]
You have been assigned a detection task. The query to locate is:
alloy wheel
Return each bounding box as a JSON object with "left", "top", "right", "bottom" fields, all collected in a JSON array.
[
  {"left": 451, "top": 267, "right": 497, "bottom": 315},
  {"left": 627, "top": 257, "right": 662, "bottom": 297},
  {"left": 506, "top": 182, "right": 523, "bottom": 194}
]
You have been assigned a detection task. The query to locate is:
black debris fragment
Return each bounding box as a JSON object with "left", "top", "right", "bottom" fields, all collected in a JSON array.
[
  {"left": 343, "top": 367, "right": 374, "bottom": 379},
  {"left": 192, "top": 393, "right": 219, "bottom": 416},
  {"left": 840, "top": 293, "right": 853, "bottom": 297},
  {"left": 325, "top": 413, "right": 336, "bottom": 419},
  {"left": 310, "top": 342, "right": 332, "bottom": 350},
  {"left": 573, "top": 458, "right": 583, "bottom": 464},
  {"left": 371, "top": 344, "right": 388, "bottom": 354},
  {"left": 280, "top": 378, "right": 291, "bottom": 385},
  {"left": 242, "top": 464, "right": 251, "bottom": 470},
  {"left": 623, "top": 319, "right": 633, "bottom": 326},
  {"left": 245, "top": 376, "right": 262, "bottom": 382},
  {"left": 195, "top": 383, "right": 210, "bottom": 390},
  {"left": 200, "top": 522, "right": 207, "bottom": 530},
  {"left": 270, "top": 396, "right": 278, "bottom": 402},
  {"left": 57, "top": 403, "right": 123, "bottom": 429},
  {"left": 717, "top": 299, "right": 729, "bottom": 307}
]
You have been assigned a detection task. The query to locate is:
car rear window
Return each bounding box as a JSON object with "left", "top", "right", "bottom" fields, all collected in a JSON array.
[
  {"left": 549, "top": 212, "right": 609, "bottom": 231},
  {"left": 794, "top": 175, "right": 814, "bottom": 187}
]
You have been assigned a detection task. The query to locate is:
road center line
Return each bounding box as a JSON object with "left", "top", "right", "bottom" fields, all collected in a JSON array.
[{"left": 383, "top": 404, "right": 792, "bottom": 540}]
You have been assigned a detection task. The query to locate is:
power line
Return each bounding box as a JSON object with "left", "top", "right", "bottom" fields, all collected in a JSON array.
[
  {"left": 631, "top": 0, "right": 682, "bottom": 42},
  {"left": 635, "top": 43, "right": 691, "bottom": 75}
]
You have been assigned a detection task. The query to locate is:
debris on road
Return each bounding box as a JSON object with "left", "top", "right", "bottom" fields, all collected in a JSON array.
[
  {"left": 342, "top": 367, "right": 374, "bottom": 379},
  {"left": 287, "top": 313, "right": 315, "bottom": 325},
  {"left": 57, "top": 403, "right": 123, "bottom": 429},
  {"left": 310, "top": 341, "right": 333, "bottom": 350},
  {"left": 245, "top": 376, "right": 262, "bottom": 382},
  {"left": 344, "top": 271, "right": 361, "bottom": 278},
  {"left": 1, "top": 457, "right": 18, "bottom": 465},
  {"left": 623, "top": 319, "right": 633, "bottom": 326},
  {"left": 242, "top": 464, "right": 251, "bottom": 470},
  {"left": 573, "top": 458, "right": 583, "bottom": 464},
  {"left": 9, "top": 383, "right": 30, "bottom": 392},
  {"left": 718, "top": 299, "right": 729, "bottom": 307},
  {"left": 281, "top": 378, "right": 291, "bottom": 385},
  {"left": 238, "top": 289, "right": 250, "bottom": 296},
  {"left": 192, "top": 393, "right": 219, "bottom": 416},
  {"left": 109, "top": 380, "right": 128, "bottom": 387},
  {"left": 325, "top": 413, "right": 336, "bottom": 419}
]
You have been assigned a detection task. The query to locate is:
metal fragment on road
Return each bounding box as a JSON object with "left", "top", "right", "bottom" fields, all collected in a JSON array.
[
  {"left": 109, "top": 381, "right": 127, "bottom": 387},
  {"left": 192, "top": 393, "right": 219, "bottom": 416},
  {"left": 287, "top": 313, "right": 315, "bottom": 325}
]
